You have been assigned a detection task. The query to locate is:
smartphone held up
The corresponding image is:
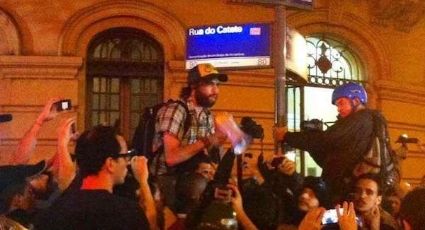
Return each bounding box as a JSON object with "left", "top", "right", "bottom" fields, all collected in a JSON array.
[
  {"left": 322, "top": 208, "right": 340, "bottom": 225},
  {"left": 322, "top": 208, "right": 363, "bottom": 226},
  {"left": 55, "top": 99, "right": 72, "bottom": 112}
]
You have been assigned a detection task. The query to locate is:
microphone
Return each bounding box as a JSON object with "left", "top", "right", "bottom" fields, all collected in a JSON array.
[{"left": 0, "top": 114, "right": 13, "bottom": 123}]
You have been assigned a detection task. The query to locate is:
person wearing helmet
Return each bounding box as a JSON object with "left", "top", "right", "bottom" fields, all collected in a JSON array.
[{"left": 275, "top": 82, "right": 394, "bottom": 204}]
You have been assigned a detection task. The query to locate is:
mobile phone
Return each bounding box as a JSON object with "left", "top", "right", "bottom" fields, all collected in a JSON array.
[
  {"left": 321, "top": 208, "right": 341, "bottom": 225},
  {"left": 271, "top": 156, "right": 284, "bottom": 167},
  {"left": 214, "top": 186, "right": 232, "bottom": 203},
  {"left": 55, "top": 99, "right": 72, "bottom": 111}
]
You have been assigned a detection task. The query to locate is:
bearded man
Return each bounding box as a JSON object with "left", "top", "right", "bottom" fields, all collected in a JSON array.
[{"left": 151, "top": 63, "right": 228, "bottom": 210}]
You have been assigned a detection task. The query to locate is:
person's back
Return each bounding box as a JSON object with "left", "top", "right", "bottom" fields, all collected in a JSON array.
[{"left": 34, "top": 189, "right": 148, "bottom": 230}]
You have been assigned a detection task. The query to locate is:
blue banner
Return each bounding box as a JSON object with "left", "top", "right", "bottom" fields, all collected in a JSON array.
[{"left": 186, "top": 23, "right": 271, "bottom": 69}]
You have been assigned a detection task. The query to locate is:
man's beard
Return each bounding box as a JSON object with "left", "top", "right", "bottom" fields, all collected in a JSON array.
[{"left": 195, "top": 89, "right": 216, "bottom": 108}]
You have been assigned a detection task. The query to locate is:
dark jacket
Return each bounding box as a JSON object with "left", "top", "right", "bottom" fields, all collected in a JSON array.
[{"left": 284, "top": 109, "right": 375, "bottom": 202}]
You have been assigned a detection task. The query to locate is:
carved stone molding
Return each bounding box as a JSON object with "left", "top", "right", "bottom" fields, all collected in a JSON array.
[
  {"left": 375, "top": 79, "right": 425, "bottom": 106},
  {"left": 327, "top": 0, "right": 345, "bottom": 24},
  {"left": 0, "top": 56, "right": 82, "bottom": 79},
  {"left": 369, "top": 0, "right": 425, "bottom": 32},
  {"left": 58, "top": 0, "right": 186, "bottom": 60},
  {"left": 0, "top": 8, "right": 20, "bottom": 55}
]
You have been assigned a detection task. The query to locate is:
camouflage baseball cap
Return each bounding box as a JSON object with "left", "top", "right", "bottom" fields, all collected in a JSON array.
[{"left": 188, "top": 63, "right": 228, "bottom": 85}]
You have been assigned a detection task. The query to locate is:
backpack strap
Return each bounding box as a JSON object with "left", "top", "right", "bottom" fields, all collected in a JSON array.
[
  {"left": 352, "top": 111, "right": 392, "bottom": 178},
  {"left": 371, "top": 110, "right": 399, "bottom": 191},
  {"left": 173, "top": 100, "right": 192, "bottom": 135},
  {"left": 153, "top": 99, "right": 193, "bottom": 177}
]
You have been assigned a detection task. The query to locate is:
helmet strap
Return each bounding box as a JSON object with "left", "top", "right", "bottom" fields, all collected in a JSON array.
[{"left": 350, "top": 98, "right": 362, "bottom": 113}]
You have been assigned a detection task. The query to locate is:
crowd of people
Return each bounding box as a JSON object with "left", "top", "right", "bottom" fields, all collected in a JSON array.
[{"left": 1, "top": 63, "right": 425, "bottom": 230}]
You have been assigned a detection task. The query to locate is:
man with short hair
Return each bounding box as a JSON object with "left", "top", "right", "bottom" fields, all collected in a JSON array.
[
  {"left": 353, "top": 174, "right": 398, "bottom": 230},
  {"left": 152, "top": 63, "right": 228, "bottom": 209},
  {"left": 33, "top": 125, "right": 152, "bottom": 230},
  {"left": 382, "top": 188, "right": 403, "bottom": 219},
  {"left": 399, "top": 188, "right": 425, "bottom": 230},
  {"left": 194, "top": 159, "right": 216, "bottom": 181}
]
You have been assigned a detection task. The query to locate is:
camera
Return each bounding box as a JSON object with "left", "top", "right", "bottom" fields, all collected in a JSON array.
[
  {"left": 55, "top": 99, "right": 72, "bottom": 112},
  {"left": 240, "top": 117, "right": 264, "bottom": 139},
  {"left": 271, "top": 156, "right": 284, "bottom": 168},
  {"left": 214, "top": 185, "right": 233, "bottom": 203},
  {"left": 396, "top": 134, "right": 418, "bottom": 144},
  {"left": 301, "top": 119, "right": 323, "bottom": 132}
]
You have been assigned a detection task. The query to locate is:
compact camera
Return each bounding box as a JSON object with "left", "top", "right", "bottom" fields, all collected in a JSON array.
[
  {"left": 214, "top": 185, "right": 233, "bottom": 203},
  {"left": 55, "top": 99, "right": 72, "bottom": 112},
  {"left": 240, "top": 117, "right": 264, "bottom": 139},
  {"left": 301, "top": 119, "right": 323, "bottom": 132},
  {"left": 271, "top": 156, "right": 285, "bottom": 168},
  {"left": 270, "top": 153, "right": 296, "bottom": 168},
  {"left": 396, "top": 134, "right": 418, "bottom": 144}
]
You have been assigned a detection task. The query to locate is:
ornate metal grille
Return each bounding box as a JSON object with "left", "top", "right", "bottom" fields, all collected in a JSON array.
[
  {"left": 306, "top": 36, "right": 364, "bottom": 87},
  {"left": 87, "top": 27, "right": 164, "bottom": 139}
]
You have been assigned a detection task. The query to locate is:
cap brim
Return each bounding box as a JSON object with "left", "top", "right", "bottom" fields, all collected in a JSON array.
[
  {"left": 201, "top": 73, "right": 228, "bottom": 83},
  {"left": 0, "top": 160, "right": 46, "bottom": 193}
]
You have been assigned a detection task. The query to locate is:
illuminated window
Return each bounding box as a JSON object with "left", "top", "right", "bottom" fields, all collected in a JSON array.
[{"left": 86, "top": 28, "right": 164, "bottom": 141}]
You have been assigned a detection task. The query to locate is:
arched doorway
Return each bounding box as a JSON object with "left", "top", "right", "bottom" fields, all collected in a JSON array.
[{"left": 86, "top": 27, "right": 164, "bottom": 141}]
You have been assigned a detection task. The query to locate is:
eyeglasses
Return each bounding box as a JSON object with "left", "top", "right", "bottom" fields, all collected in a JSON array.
[{"left": 110, "top": 149, "right": 136, "bottom": 161}]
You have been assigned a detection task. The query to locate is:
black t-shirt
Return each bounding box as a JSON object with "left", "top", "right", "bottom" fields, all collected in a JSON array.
[{"left": 33, "top": 189, "right": 149, "bottom": 230}]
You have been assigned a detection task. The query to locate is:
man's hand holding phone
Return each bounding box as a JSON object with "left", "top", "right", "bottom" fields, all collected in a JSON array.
[
  {"left": 54, "top": 99, "right": 72, "bottom": 112},
  {"left": 214, "top": 185, "right": 233, "bottom": 203},
  {"left": 266, "top": 154, "right": 296, "bottom": 175},
  {"left": 36, "top": 98, "right": 60, "bottom": 125},
  {"left": 322, "top": 208, "right": 341, "bottom": 225},
  {"left": 36, "top": 98, "right": 73, "bottom": 125}
]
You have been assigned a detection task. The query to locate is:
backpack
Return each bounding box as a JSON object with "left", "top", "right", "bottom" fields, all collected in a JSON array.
[
  {"left": 131, "top": 99, "right": 191, "bottom": 160},
  {"left": 352, "top": 111, "right": 400, "bottom": 192}
]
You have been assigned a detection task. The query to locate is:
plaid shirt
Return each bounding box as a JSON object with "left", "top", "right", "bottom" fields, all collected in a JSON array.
[{"left": 152, "top": 99, "right": 215, "bottom": 175}]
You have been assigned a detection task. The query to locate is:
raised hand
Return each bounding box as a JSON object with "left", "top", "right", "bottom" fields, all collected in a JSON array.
[
  {"left": 278, "top": 158, "right": 296, "bottom": 176},
  {"left": 131, "top": 156, "right": 149, "bottom": 184},
  {"left": 36, "top": 98, "right": 62, "bottom": 124},
  {"left": 298, "top": 207, "right": 325, "bottom": 230},
  {"left": 273, "top": 126, "right": 288, "bottom": 142},
  {"left": 336, "top": 201, "right": 358, "bottom": 230}
]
